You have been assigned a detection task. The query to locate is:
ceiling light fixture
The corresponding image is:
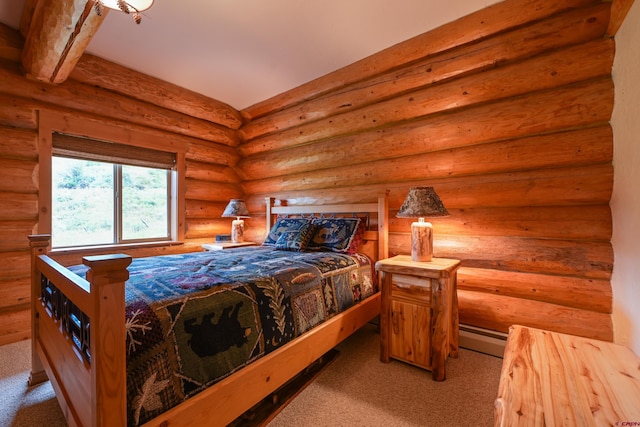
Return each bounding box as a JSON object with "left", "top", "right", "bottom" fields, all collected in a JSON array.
[{"left": 93, "top": 0, "right": 154, "bottom": 24}]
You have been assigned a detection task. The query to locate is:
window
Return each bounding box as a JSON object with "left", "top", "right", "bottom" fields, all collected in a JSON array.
[{"left": 51, "top": 133, "right": 176, "bottom": 249}]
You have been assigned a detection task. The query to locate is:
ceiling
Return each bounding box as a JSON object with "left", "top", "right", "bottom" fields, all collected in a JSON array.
[{"left": 0, "top": 0, "right": 498, "bottom": 110}]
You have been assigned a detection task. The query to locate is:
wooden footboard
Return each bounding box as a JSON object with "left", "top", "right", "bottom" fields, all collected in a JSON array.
[{"left": 29, "top": 235, "right": 132, "bottom": 426}]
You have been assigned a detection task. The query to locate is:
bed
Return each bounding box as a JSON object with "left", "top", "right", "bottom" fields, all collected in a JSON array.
[{"left": 28, "top": 195, "right": 388, "bottom": 427}]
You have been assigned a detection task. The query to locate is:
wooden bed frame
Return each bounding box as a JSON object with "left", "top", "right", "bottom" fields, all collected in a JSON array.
[{"left": 28, "top": 195, "right": 388, "bottom": 427}]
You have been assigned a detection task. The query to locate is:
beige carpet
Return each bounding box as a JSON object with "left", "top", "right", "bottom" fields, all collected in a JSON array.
[{"left": 0, "top": 323, "right": 503, "bottom": 426}]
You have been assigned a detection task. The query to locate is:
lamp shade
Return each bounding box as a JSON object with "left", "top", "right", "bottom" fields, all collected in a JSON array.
[
  {"left": 222, "top": 199, "right": 251, "bottom": 218},
  {"left": 396, "top": 187, "right": 449, "bottom": 218}
]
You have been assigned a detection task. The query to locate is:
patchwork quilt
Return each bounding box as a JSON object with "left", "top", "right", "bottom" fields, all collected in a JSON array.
[{"left": 70, "top": 246, "right": 376, "bottom": 426}]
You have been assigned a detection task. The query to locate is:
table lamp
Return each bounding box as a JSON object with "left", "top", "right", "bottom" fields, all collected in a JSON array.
[
  {"left": 222, "top": 199, "right": 251, "bottom": 242},
  {"left": 396, "top": 187, "right": 449, "bottom": 262}
]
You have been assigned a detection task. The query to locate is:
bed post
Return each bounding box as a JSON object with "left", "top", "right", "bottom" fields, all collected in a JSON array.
[
  {"left": 265, "top": 197, "right": 274, "bottom": 235},
  {"left": 28, "top": 234, "right": 51, "bottom": 386},
  {"left": 378, "top": 192, "right": 389, "bottom": 261},
  {"left": 83, "top": 254, "right": 131, "bottom": 427}
]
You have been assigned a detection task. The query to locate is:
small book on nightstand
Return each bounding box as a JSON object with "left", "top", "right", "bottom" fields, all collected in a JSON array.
[{"left": 202, "top": 242, "right": 256, "bottom": 251}]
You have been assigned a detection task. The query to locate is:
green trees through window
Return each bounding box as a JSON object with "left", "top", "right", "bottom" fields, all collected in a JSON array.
[{"left": 52, "top": 157, "right": 170, "bottom": 248}]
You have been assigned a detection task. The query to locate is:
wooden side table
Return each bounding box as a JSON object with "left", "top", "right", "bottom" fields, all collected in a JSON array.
[
  {"left": 202, "top": 241, "right": 257, "bottom": 251},
  {"left": 495, "top": 325, "right": 640, "bottom": 425},
  {"left": 375, "top": 255, "right": 461, "bottom": 381}
]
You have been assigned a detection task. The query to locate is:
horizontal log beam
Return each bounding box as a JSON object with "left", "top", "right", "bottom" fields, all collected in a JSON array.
[
  {"left": 0, "top": 158, "right": 37, "bottom": 193},
  {"left": 388, "top": 234, "right": 613, "bottom": 280},
  {"left": 0, "top": 93, "right": 38, "bottom": 129},
  {"left": 185, "top": 160, "right": 241, "bottom": 184},
  {"left": 32, "top": 104, "right": 240, "bottom": 169},
  {"left": 240, "top": 77, "right": 613, "bottom": 173},
  {"left": 185, "top": 179, "right": 242, "bottom": 203},
  {"left": 185, "top": 219, "right": 229, "bottom": 240},
  {"left": 0, "top": 220, "right": 38, "bottom": 251},
  {"left": 0, "top": 251, "right": 30, "bottom": 280},
  {"left": 390, "top": 164, "right": 613, "bottom": 209},
  {"left": 241, "top": 40, "right": 613, "bottom": 154},
  {"left": 391, "top": 205, "right": 611, "bottom": 241},
  {"left": 241, "top": 125, "right": 611, "bottom": 191},
  {"left": 0, "top": 308, "right": 30, "bottom": 346},
  {"left": 244, "top": 163, "right": 613, "bottom": 211},
  {"left": 0, "top": 60, "right": 238, "bottom": 146},
  {"left": 458, "top": 289, "right": 613, "bottom": 341},
  {"left": 0, "top": 277, "right": 30, "bottom": 310},
  {"left": 242, "top": 0, "right": 599, "bottom": 120},
  {"left": 71, "top": 54, "right": 243, "bottom": 130},
  {"left": 0, "top": 126, "right": 38, "bottom": 160},
  {"left": 186, "top": 140, "right": 240, "bottom": 167},
  {"left": 0, "top": 192, "right": 38, "bottom": 220},
  {"left": 240, "top": 4, "right": 610, "bottom": 141},
  {"left": 185, "top": 200, "right": 227, "bottom": 219},
  {"left": 457, "top": 267, "right": 612, "bottom": 313},
  {"left": 243, "top": 127, "right": 610, "bottom": 196}
]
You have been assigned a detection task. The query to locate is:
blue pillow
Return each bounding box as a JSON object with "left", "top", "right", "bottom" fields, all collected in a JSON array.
[
  {"left": 307, "top": 217, "right": 361, "bottom": 253},
  {"left": 274, "top": 221, "right": 315, "bottom": 251},
  {"left": 263, "top": 217, "right": 313, "bottom": 246}
]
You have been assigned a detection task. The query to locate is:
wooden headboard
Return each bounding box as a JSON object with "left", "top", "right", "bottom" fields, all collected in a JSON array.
[{"left": 265, "top": 195, "right": 389, "bottom": 262}]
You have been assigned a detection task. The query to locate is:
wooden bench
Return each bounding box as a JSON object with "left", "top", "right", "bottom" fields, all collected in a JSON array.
[{"left": 495, "top": 325, "right": 640, "bottom": 426}]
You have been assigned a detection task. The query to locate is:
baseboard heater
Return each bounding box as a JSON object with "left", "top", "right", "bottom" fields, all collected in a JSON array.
[{"left": 458, "top": 324, "right": 508, "bottom": 358}]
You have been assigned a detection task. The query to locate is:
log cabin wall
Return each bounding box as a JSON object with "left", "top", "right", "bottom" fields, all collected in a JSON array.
[
  {"left": 238, "top": 0, "right": 615, "bottom": 341},
  {"left": 0, "top": 25, "right": 244, "bottom": 345},
  {"left": 0, "top": 0, "right": 619, "bottom": 346}
]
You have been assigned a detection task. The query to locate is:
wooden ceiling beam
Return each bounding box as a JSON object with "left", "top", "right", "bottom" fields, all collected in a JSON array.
[
  {"left": 607, "top": 0, "right": 636, "bottom": 37},
  {"left": 19, "top": 0, "right": 38, "bottom": 37},
  {"left": 20, "top": 0, "right": 108, "bottom": 84}
]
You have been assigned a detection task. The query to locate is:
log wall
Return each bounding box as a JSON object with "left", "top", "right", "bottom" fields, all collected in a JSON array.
[
  {"left": 238, "top": 0, "right": 615, "bottom": 341},
  {"left": 0, "top": 25, "right": 243, "bottom": 345},
  {"left": 0, "top": 0, "right": 618, "bottom": 345}
]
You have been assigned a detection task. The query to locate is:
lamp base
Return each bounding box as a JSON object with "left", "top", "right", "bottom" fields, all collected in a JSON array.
[
  {"left": 231, "top": 219, "right": 245, "bottom": 243},
  {"left": 411, "top": 221, "right": 433, "bottom": 262}
]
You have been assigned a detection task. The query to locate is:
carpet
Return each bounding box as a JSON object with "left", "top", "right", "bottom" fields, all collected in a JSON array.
[
  {"left": 229, "top": 349, "right": 340, "bottom": 426},
  {"left": 0, "top": 323, "right": 504, "bottom": 426},
  {"left": 0, "top": 340, "right": 66, "bottom": 427}
]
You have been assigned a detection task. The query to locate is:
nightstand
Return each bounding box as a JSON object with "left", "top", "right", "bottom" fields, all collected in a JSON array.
[
  {"left": 375, "top": 255, "right": 461, "bottom": 381},
  {"left": 202, "top": 241, "right": 256, "bottom": 251}
]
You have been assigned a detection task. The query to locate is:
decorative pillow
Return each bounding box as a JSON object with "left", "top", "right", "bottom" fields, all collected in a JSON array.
[
  {"left": 274, "top": 222, "right": 315, "bottom": 251},
  {"left": 263, "top": 217, "right": 313, "bottom": 246},
  {"left": 307, "top": 217, "right": 361, "bottom": 253},
  {"left": 346, "top": 217, "right": 367, "bottom": 254}
]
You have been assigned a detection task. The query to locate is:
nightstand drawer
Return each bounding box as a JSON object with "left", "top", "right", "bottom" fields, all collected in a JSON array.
[
  {"left": 391, "top": 274, "right": 431, "bottom": 304},
  {"left": 392, "top": 274, "right": 431, "bottom": 288}
]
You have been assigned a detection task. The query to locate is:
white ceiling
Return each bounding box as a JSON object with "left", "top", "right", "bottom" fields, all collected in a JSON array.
[{"left": 0, "top": 0, "right": 498, "bottom": 110}]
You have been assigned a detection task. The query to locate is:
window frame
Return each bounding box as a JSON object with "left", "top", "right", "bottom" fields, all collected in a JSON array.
[
  {"left": 51, "top": 159, "right": 173, "bottom": 248},
  {"left": 39, "top": 110, "right": 186, "bottom": 252}
]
